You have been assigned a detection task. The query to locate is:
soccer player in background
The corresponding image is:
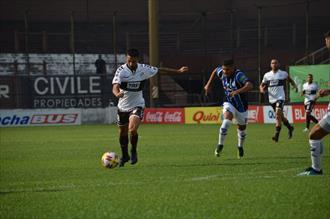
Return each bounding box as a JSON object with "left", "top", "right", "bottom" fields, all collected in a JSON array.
[
  {"left": 112, "top": 49, "right": 188, "bottom": 167},
  {"left": 204, "top": 59, "right": 253, "bottom": 159},
  {"left": 301, "top": 74, "right": 319, "bottom": 132},
  {"left": 259, "top": 59, "right": 298, "bottom": 142}
]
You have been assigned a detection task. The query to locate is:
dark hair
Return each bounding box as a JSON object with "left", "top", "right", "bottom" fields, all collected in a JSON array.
[
  {"left": 308, "top": 74, "right": 313, "bottom": 77},
  {"left": 222, "top": 59, "right": 234, "bottom": 66},
  {"left": 324, "top": 31, "right": 330, "bottom": 38},
  {"left": 126, "top": 48, "right": 139, "bottom": 57}
]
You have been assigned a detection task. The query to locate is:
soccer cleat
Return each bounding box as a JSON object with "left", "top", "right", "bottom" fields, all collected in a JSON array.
[
  {"left": 297, "top": 167, "right": 323, "bottom": 176},
  {"left": 272, "top": 135, "right": 279, "bottom": 143},
  {"left": 303, "top": 128, "right": 309, "bottom": 132},
  {"left": 237, "top": 147, "right": 244, "bottom": 159},
  {"left": 119, "top": 155, "right": 130, "bottom": 167},
  {"left": 214, "top": 144, "right": 223, "bottom": 157},
  {"left": 288, "top": 126, "right": 294, "bottom": 139},
  {"left": 130, "top": 150, "right": 138, "bottom": 165}
]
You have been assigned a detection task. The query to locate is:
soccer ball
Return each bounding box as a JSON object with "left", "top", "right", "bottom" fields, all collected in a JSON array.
[{"left": 101, "top": 152, "right": 119, "bottom": 169}]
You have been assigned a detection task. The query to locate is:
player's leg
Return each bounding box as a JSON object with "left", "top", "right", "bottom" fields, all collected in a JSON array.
[
  {"left": 216, "top": 102, "right": 233, "bottom": 156},
  {"left": 298, "top": 114, "right": 329, "bottom": 175},
  {"left": 309, "top": 102, "right": 318, "bottom": 124},
  {"left": 235, "top": 110, "right": 248, "bottom": 159},
  {"left": 275, "top": 101, "right": 294, "bottom": 139},
  {"left": 128, "top": 107, "right": 143, "bottom": 164},
  {"left": 272, "top": 102, "right": 282, "bottom": 142},
  {"left": 305, "top": 111, "right": 312, "bottom": 131},
  {"left": 281, "top": 114, "right": 294, "bottom": 139},
  {"left": 117, "top": 110, "right": 130, "bottom": 167},
  {"left": 236, "top": 124, "right": 246, "bottom": 159}
]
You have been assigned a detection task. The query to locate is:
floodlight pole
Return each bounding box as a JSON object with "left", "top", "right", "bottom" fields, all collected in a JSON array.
[
  {"left": 257, "top": 6, "right": 262, "bottom": 104},
  {"left": 24, "top": 10, "right": 30, "bottom": 75},
  {"left": 70, "top": 11, "right": 76, "bottom": 75},
  {"left": 148, "top": 0, "right": 159, "bottom": 107},
  {"left": 113, "top": 11, "right": 118, "bottom": 71}
]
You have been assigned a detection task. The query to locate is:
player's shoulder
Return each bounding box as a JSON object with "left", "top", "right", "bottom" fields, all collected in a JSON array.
[
  {"left": 215, "top": 66, "right": 223, "bottom": 76},
  {"left": 279, "top": 69, "right": 288, "bottom": 76},
  {"left": 139, "top": 63, "right": 158, "bottom": 72},
  {"left": 115, "top": 64, "right": 127, "bottom": 74},
  {"left": 263, "top": 70, "right": 272, "bottom": 77}
]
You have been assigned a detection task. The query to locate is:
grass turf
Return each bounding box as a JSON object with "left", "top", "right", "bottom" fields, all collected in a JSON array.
[{"left": 0, "top": 123, "right": 329, "bottom": 219}]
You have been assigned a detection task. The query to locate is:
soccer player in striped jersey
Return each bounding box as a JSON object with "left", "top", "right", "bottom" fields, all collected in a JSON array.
[
  {"left": 301, "top": 74, "right": 319, "bottom": 132},
  {"left": 259, "top": 59, "right": 298, "bottom": 142},
  {"left": 204, "top": 59, "right": 253, "bottom": 159},
  {"left": 112, "top": 49, "right": 188, "bottom": 167}
]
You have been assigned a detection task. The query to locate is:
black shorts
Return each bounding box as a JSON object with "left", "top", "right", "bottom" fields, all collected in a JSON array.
[
  {"left": 271, "top": 100, "right": 285, "bottom": 112},
  {"left": 304, "top": 101, "right": 315, "bottom": 113},
  {"left": 117, "top": 107, "right": 144, "bottom": 126}
]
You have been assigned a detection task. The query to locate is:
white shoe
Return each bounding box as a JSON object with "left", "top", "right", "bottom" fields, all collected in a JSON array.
[{"left": 303, "top": 128, "right": 309, "bottom": 132}]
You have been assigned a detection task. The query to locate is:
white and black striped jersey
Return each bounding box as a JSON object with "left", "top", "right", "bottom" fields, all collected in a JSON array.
[
  {"left": 302, "top": 82, "right": 319, "bottom": 104},
  {"left": 112, "top": 63, "right": 158, "bottom": 111},
  {"left": 262, "top": 70, "right": 288, "bottom": 104}
]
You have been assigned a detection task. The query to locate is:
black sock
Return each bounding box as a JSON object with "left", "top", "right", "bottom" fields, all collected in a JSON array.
[
  {"left": 119, "top": 135, "right": 129, "bottom": 158},
  {"left": 275, "top": 126, "right": 281, "bottom": 138},
  {"left": 310, "top": 115, "right": 318, "bottom": 124},
  {"left": 282, "top": 119, "right": 292, "bottom": 129},
  {"left": 130, "top": 134, "right": 138, "bottom": 152},
  {"left": 306, "top": 115, "right": 311, "bottom": 129}
]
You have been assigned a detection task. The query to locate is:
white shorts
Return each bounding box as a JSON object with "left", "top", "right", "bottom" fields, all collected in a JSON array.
[
  {"left": 222, "top": 102, "right": 248, "bottom": 125},
  {"left": 319, "top": 111, "right": 330, "bottom": 133}
]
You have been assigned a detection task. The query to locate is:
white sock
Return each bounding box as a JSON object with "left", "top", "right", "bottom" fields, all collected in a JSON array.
[
  {"left": 309, "top": 139, "right": 323, "bottom": 171},
  {"left": 218, "top": 119, "right": 231, "bottom": 145},
  {"left": 237, "top": 129, "right": 246, "bottom": 148}
]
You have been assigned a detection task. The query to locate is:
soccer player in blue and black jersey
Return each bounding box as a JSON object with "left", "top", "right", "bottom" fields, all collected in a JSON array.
[{"left": 204, "top": 59, "right": 253, "bottom": 159}]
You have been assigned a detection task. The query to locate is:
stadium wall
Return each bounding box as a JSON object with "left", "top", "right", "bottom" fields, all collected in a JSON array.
[
  {"left": 0, "top": 107, "right": 117, "bottom": 127},
  {"left": 0, "top": 105, "right": 328, "bottom": 127}
]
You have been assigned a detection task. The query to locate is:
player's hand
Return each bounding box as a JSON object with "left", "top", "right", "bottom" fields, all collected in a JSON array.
[
  {"left": 229, "top": 90, "right": 239, "bottom": 97},
  {"left": 178, "top": 66, "right": 189, "bottom": 73},
  {"left": 259, "top": 84, "right": 267, "bottom": 93},
  {"left": 116, "top": 92, "right": 124, "bottom": 98}
]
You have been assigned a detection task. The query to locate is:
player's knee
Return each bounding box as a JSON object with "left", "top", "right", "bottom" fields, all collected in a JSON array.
[
  {"left": 237, "top": 129, "right": 246, "bottom": 139},
  {"left": 128, "top": 126, "right": 137, "bottom": 135}
]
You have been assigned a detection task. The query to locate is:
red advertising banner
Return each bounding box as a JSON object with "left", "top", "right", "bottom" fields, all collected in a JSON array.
[
  {"left": 247, "top": 105, "right": 264, "bottom": 123},
  {"left": 142, "top": 108, "right": 185, "bottom": 124},
  {"left": 292, "top": 104, "right": 329, "bottom": 123}
]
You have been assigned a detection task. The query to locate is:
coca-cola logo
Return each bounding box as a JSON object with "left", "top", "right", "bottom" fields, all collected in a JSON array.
[
  {"left": 193, "top": 111, "right": 220, "bottom": 124},
  {"left": 164, "top": 112, "right": 182, "bottom": 122},
  {"left": 144, "top": 110, "right": 183, "bottom": 123},
  {"left": 145, "top": 112, "right": 163, "bottom": 122}
]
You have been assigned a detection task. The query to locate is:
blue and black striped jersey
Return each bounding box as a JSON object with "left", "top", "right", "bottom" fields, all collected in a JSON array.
[{"left": 216, "top": 68, "right": 250, "bottom": 112}]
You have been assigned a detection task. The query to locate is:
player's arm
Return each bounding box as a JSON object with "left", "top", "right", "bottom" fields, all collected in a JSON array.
[
  {"left": 287, "top": 75, "right": 298, "bottom": 92},
  {"left": 300, "top": 89, "right": 305, "bottom": 97},
  {"left": 230, "top": 81, "right": 253, "bottom": 97},
  {"left": 204, "top": 68, "right": 217, "bottom": 95},
  {"left": 259, "top": 82, "right": 267, "bottom": 93},
  {"left": 319, "top": 88, "right": 330, "bottom": 97},
  {"left": 112, "top": 84, "right": 124, "bottom": 98},
  {"left": 158, "top": 66, "right": 188, "bottom": 75}
]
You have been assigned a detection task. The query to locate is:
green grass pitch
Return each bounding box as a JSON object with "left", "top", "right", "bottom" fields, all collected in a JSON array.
[{"left": 1, "top": 124, "right": 329, "bottom": 219}]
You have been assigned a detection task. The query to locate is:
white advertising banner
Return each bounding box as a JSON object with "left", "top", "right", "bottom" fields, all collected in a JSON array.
[
  {"left": 0, "top": 109, "right": 81, "bottom": 127},
  {"left": 263, "top": 105, "right": 293, "bottom": 124}
]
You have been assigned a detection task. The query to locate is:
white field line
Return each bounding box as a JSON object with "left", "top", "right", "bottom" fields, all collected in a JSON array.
[{"left": 0, "top": 167, "right": 311, "bottom": 194}]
